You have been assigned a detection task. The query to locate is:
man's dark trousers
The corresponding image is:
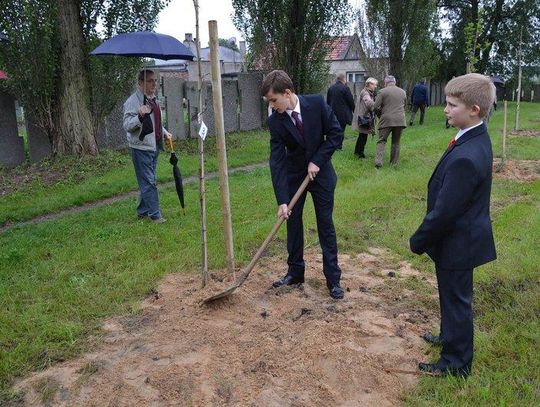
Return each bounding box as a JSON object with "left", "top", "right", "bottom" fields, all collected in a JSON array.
[
  {"left": 286, "top": 180, "right": 340, "bottom": 286},
  {"left": 436, "top": 265, "right": 473, "bottom": 375},
  {"left": 410, "top": 103, "right": 426, "bottom": 125}
]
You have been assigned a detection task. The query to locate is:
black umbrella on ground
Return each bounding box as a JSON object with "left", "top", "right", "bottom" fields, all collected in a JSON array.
[{"left": 166, "top": 139, "right": 185, "bottom": 214}]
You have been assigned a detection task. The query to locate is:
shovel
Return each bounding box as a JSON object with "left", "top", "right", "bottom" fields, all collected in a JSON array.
[{"left": 203, "top": 175, "right": 311, "bottom": 303}]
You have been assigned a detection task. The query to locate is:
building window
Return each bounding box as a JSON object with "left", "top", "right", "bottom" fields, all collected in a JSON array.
[{"left": 347, "top": 72, "right": 364, "bottom": 83}]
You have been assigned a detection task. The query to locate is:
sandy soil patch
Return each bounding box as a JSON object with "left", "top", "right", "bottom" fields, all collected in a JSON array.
[
  {"left": 15, "top": 248, "right": 437, "bottom": 407},
  {"left": 493, "top": 159, "right": 540, "bottom": 182},
  {"left": 509, "top": 129, "right": 540, "bottom": 138}
]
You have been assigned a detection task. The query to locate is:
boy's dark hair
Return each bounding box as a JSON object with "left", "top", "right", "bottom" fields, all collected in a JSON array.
[
  {"left": 261, "top": 70, "right": 295, "bottom": 96},
  {"left": 138, "top": 69, "right": 155, "bottom": 82}
]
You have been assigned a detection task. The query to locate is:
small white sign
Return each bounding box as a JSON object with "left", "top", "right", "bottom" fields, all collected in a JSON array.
[{"left": 199, "top": 121, "right": 208, "bottom": 140}]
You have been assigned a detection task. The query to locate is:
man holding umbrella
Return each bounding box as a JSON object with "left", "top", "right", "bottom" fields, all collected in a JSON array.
[{"left": 124, "top": 69, "right": 171, "bottom": 223}]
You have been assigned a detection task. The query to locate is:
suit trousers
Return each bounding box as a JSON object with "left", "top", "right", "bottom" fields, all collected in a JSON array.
[
  {"left": 409, "top": 103, "right": 426, "bottom": 125},
  {"left": 354, "top": 132, "right": 368, "bottom": 157},
  {"left": 286, "top": 180, "right": 341, "bottom": 286},
  {"left": 131, "top": 148, "right": 162, "bottom": 220},
  {"left": 375, "top": 126, "right": 403, "bottom": 166},
  {"left": 436, "top": 265, "right": 474, "bottom": 374}
]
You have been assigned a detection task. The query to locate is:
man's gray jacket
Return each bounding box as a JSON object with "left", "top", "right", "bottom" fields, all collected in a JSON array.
[{"left": 123, "top": 88, "right": 168, "bottom": 151}]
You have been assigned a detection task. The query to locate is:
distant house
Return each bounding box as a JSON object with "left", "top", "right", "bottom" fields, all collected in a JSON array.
[
  {"left": 325, "top": 34, "right": 367, "bottom": 83},
  {"left": 153, "top": 33, "right": 246, "bottom": 81},
  {"left": 251, "top": 34, "right": 372, "bottom": 85}
]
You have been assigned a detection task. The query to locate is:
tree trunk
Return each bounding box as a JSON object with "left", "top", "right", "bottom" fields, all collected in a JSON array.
[
  {"left": 54, "top": 0, "right": 98, "bottom": 156},
  {"left": 388, "top": 5, "right": 404, "bottom": 85}
]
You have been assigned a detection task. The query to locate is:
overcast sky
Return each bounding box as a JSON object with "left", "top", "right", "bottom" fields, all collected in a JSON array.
[{"left": 156, "top": 0, "right": 362, "bottom": 47}]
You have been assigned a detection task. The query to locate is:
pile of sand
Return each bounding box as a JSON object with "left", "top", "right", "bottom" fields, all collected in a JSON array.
[
  {"left": 493, "top": 159, "right": 540, "bottom": 182},
  {"left": 509, "top": 129, "right": 540, "bottom": 138},
  {"left": 16, "top": 248, "right": 438, "bottom": 406}
]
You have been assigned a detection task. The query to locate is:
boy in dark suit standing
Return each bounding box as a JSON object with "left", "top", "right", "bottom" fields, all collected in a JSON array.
[
  {"left": 261, "top": 70, "right": 345, "bottom": 299},
  {"left": 410, "top": 73, "right": 497, "bottom": 377}
]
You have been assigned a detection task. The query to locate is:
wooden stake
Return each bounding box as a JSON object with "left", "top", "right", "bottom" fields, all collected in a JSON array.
[
  {"left": 193, "top": 0, "right": 209, "bottom": 287},
  {"left": 209, "top": 20, "right": 235, "bottom": 278},
  {"left": 503, "top": 100, "right": 508, "bottom": 161},
  {"left": 515, "top": 27, "right": 523, "bottom": 131}
]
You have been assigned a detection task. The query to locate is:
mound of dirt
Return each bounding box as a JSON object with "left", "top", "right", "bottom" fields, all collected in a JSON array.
[
  {"left": 15, "top": 248, "right": 438, "bottom": 406},
  {"left": 509, "top": 129, "right": 540, "bottom": 138},
  {"left": 493, "top": 159, "right": 540, "bottom": 182}
]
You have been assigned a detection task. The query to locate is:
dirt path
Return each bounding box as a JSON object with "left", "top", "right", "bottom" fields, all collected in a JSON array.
[
  {"left": 0, "top": 162, "right": 267, "bottom": 235},
  {"left": 16, "top": 247, "right": 438, "bottom": 407}
]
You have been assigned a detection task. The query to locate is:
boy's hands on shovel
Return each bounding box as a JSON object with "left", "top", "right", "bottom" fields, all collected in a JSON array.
[
  {"left": 308, "top": 162, "right": 320, "bottom": 181},
  {"left": 278, "top": 204, "right": 290, "bottom": 219}
]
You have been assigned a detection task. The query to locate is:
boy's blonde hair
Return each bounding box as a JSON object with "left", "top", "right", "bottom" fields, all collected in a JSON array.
[{"left": 445, "top": 73, "right": 496, "bottom": 118}]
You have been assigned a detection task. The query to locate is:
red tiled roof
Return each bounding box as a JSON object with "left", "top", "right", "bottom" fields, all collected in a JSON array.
[
  {"left": 250, "top": 35, "right": 354, "bottom": 71},
  {"left": 325, "top": 36, "right": 351, "bottom": 60}
]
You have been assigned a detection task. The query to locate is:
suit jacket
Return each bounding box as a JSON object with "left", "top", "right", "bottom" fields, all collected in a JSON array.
[
  {"left": 373, "top": 84, "right": 407, "bottom": 128},
  {"left": 268, "top": 94, "right": 343, "bottom": 205},
  {"left": 411, "top": 83, "right": 429, "bottom": 106},
  {"left": 326, "top": 81, "right": 355, "bottom": 127},
  {"left": 410, "top": 123, "right": 496, "bottom": 269}
]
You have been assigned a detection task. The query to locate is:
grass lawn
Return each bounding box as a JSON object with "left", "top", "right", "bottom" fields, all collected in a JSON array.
[
  {"left": 0, "top": 129, "right": 270, "bottom": 225},
  {"left": 0, "top": 102, "right": 539, "bottom": 404}
]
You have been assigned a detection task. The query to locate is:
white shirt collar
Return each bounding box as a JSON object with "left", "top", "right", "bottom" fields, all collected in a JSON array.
[
  {"left": 286, "top": 96, "right": 301, "bottom": 120},
  {"left": 455, "top": 121, "right": 482, "bottom": 140}
]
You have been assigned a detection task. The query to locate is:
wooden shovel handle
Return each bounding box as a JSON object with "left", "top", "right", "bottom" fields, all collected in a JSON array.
[
  {"left": 166, "top": 137, "right": 174, "bottom": 152},
  {"left": 235, "top": 175, "right": 311, "bottom": 286}
]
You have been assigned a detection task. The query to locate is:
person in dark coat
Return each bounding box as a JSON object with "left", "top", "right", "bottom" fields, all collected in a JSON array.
[
  {"left": 409, "top": 78, "right": 429, "bottom": 126},
  {"left": 262, "top": 70, "right": 345, "bottom": 300},
  {"left": 410, "top": 73, "right": 497, "bottom": 378},
  {"left": 326, "top": 73, "right": 355, "bottom": 131}
]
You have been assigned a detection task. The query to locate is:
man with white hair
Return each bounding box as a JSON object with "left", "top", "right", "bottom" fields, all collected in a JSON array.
[{"left": 373, "top": 75, "right": 407, "bottom": 168}]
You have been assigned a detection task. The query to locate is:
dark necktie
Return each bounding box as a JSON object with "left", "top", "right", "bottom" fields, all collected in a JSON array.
[
  {"left": 291, "top": 111, "right": 304, "bottom": 136},
  {"left": 291, "top": 111, "right": 304, "bottom": 142}
]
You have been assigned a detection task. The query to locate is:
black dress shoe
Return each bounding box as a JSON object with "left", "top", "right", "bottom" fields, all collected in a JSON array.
[
  {"left": 418, "top": 362, "right": 446, "bottom": 376},
  {"left": 418, "top": 362, "right": 470, "bottom": 378},
  {"left": 329, "top": 284, "right": 344, "bottom": 299},
  {"left": 422, "top": 333, "right": 442, "bottom": 345},
  {"left": 272, "top": 274, "right": 304, "bottom": 288}
]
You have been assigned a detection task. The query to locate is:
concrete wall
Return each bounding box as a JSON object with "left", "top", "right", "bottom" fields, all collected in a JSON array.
[
  {"left": 0, "top": 90, "right": 24, "bottom": 167},
  {"left": 2, "top": 72, "right": 266, "bottom": 165}
]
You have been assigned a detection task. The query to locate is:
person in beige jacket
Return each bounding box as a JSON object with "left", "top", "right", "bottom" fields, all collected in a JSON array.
[
  {"left": 373, "top": 75, "right": 407, "bottom": 167},
  {"left": 351, "top": 77, "right": 378, "bottom": 158}
]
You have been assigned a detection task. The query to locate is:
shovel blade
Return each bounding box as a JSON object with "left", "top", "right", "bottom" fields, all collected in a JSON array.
[{"left": 202, "top": 284, "right": 238, "bottom": 303}]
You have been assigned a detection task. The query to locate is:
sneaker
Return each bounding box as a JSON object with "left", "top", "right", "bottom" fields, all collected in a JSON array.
[
  {"left": 137, "top": 214, "right": 148, "bottom": 220},
  {"left": 151, "top": 217, "right": 167, "bottom": 224}
]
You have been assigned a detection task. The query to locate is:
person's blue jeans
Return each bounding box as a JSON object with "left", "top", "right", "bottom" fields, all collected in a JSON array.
[{"left": 131, "top": 148, "right": 162, "bottom": 219}]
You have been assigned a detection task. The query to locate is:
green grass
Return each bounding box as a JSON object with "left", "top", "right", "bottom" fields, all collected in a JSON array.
[
  {"left": 0, "top": 129, "right": 270, "bottom": 225},
  {"left": 0, "top": 102, "right": 539, "bottom": 404}
]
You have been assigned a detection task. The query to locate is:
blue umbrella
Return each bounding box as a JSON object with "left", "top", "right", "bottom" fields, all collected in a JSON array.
[{"left": 90, "top": 31, "right": 195, "bottom": 61}]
